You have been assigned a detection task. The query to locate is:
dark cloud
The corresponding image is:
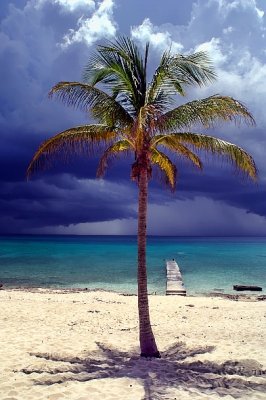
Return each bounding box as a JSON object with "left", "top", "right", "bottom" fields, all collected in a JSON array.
[
  {"left": 0, "top": 175, "right": 137, "bottom": 233},
  {"left": 0, "top": 0, "right": 266, "bottom": 235}
]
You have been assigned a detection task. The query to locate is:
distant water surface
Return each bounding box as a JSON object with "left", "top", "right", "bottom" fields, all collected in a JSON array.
[{"left": 0, "top": 235, "right": 265, "bottom": 295}]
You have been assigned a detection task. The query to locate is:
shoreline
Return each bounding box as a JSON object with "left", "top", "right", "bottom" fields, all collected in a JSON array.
[{"left": 1, "top": 285, "right": 265, "bottom": 301}]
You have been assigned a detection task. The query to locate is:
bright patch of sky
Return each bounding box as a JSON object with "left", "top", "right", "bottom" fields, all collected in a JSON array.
[
  {"left": 195, "top": 38, "right": 228, "bottom": 67},
  {"left": 131, "top": 18, "right": 183, "bottom": 52},
  {"left": 60, "top": 0, "right": 116, "bottom": 48},
  {"left": 215, "top": 0, "right": 264, "bottom": 19},
  {"left": 35, "top": 0, "right": 95, "bottom": 12}
]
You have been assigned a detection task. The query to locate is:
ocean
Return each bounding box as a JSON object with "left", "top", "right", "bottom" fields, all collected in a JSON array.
[{"left": 0, "top": 235, "right": 265, "bottom": 295}]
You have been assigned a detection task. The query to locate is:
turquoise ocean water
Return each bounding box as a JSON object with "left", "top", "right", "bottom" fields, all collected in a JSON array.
[{"left": 0, "top": 235, "right": 265, "bottom": 295}]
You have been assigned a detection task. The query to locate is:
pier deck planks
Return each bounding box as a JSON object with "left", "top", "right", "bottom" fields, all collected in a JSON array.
[{"left": 166, "top": 260, "right": 186, "bottom": 296}]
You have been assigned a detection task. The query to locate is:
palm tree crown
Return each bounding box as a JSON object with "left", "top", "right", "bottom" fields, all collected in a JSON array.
[{"left": 27, "top": 37, "right": 257, "bottom": 184}]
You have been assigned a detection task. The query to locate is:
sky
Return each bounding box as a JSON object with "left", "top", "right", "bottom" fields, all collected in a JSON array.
[{"left": 1, "top": 0, "right": 266, "bottom": 236}]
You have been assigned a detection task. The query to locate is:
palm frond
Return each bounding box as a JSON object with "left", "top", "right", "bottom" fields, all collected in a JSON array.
[
  {"left": 97, "top": 37, "right": 148, "bottom": 92},
  {"left": 27, "top": 125, "right": 117, "bottom": 178},
  {"left": 152, "top": 135, "right": 202, "bottom": 170},
  {"left": 172, "top": 51, "right": 216, "bottom": 87},
  {"left": 87, "top": 53, "right": 138, "bottom": 108},
  {"left": 96, "top": 139, "right": 134, "bottom": 178},
  {"left": 99, "top": 37, "right": 147, "bottom": 78},
  {"left": 146, "top": 50, "right": 185, "bottom": 108},
  {"left": 151, "top": 148, "right": 177, "bottom": 189},
  {"left": 162, "top": 132, "right": 257, "bottom": 179},
  {"left": 83, "top": 37, "right": 148, "bottom": 111},
  {"left": 49, "top": 82, "right": 133, "bottom": 127},
  {"left": 147, "top": 51, "right": 216, "bottom": 109},
  {"left": 157, "top": 95, "right": 255, "bottom": 132}
]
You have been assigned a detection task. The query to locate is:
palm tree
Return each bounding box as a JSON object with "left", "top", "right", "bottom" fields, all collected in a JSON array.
[{"left": 27, "top": 37, "right": 257, "bottom": 358}]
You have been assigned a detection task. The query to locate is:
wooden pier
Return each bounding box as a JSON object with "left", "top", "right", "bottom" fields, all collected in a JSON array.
[{"left": 166, "top": 260, "right": 186, "bottom": 296}]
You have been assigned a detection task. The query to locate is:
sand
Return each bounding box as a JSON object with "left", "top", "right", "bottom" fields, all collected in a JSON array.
[{"left": 0, "top": 289, "right": 265, "bottom": 400}]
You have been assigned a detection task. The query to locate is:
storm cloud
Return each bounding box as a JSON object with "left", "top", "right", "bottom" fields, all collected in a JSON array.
[{"left": 0, "top": 0, "right": 266, "bottom": 235}]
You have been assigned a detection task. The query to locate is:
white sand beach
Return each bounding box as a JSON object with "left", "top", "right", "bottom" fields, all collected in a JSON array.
[{"left": 0, "top": 289, "right": 265, "bottom": 400}]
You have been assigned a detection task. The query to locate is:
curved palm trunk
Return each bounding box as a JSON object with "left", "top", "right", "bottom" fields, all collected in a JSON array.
[{"left": 138, "top": 167, "right": 160, "bottom": 358}]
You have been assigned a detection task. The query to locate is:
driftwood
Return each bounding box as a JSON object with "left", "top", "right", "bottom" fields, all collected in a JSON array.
[{"left": 233, "top": 285, "right": 262, "bottom": 292}]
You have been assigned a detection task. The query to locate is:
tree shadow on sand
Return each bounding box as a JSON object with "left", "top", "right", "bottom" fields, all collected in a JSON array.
[{"left": 21, "top": 342, "right": 266, "bottom": 399}]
